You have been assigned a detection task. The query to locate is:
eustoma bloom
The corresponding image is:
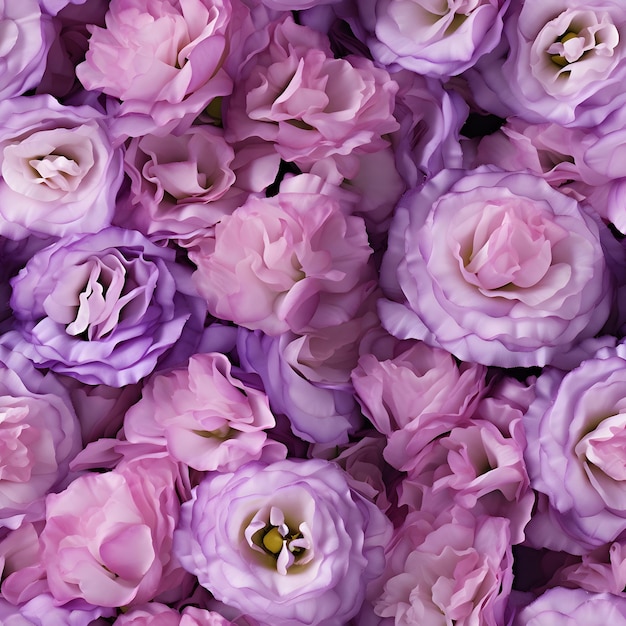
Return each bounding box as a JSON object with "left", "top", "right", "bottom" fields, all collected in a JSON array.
[
  {"left": 124, "top": 352, "right": 286, "bottom": 471},
  {"left": 9, "top": 227, "right": 204, "bottom": 386},
  {"left": 174, "top": 459, "right": 391, "bottom": 626},
  {"left": 75, "top": 0, "right": 246, "bottom": 137},
  {"left": 358, "top": 0, "right": 511, "bottom": 77},
  {"left": 191, "top": 191, "right": 374, "bottom": 336},
  {"left": 524, "top": 344, "right": 626, "bottom": 552},
  {"left": 471, "top": 0, "right": 626, "bottom": 126},
  {"left": 380, "top": 166, "right": 612, "bottom": 368},
  {"left": 0, "top": 95, "right": 123, "bottom": 239}
]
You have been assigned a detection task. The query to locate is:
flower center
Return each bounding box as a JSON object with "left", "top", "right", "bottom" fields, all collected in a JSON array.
[{"left": 244, "top": 505, "right": 314, "bottom": 575}]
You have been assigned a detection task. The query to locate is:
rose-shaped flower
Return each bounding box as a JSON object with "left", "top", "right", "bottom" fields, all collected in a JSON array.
[
  {"left": 41, "top": 456, "right": 185, "bottom": 607},
  {"left": 0, "top": 346, "right": 81, "bottom": 530},
  {"left": 0, "top": 0, "right": 54, "bottom": 100},
  {"left": 118, "top": 126, "right": 279, "bottom": 245},
  {"left": 352, "top": 340, "right": 486, "bottom": 464},
  {"left": 75, "top": 0, "right": 247, "bottom": 138},
  {"left": 471, "top": 0, "right": 626, "bottom": 127},
  {"left": 358, "top": 0, "right": 510, "bottom": 77},
  {"left": 191, "top": 191, "right": 373, "bottom": 336},
  {"left": 9, "top": 227, "right": 205, "bottom": 386},
  {"left": 174, "top": 459, "right": 391, "bottom": 626},
  {"left": 0, "top": 95, "right": 123, "bottom": 240},
  {"left": 226, "top": 16, "right": 399, "bottom": 177},
  {"left": 524, "top": 344, "right": 626, "bottom": 551},
  {"left": 375, "top": 507, "right": 513, "bottom": 626},
  {"left": 379, "top": 167, "right": 612, "bottom": 368},
  {"left": 124, "top": 352, "right": 286, "bottom": 472},
  {"left": 399, "top": 418, "right": 533, "bottom": 544},
  {"left": 513, "top": 587, "right": 626, "bottom": 626}
]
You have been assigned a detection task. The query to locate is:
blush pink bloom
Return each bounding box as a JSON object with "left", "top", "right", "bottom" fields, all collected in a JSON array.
[
  {"left": 191, "top": 191, "right": 373, "bottom": 336},
  {"left": 471, "top": 0, "right": 626, "bottom": 127},
  {"left": 358, "top": 0, "right": 510, "bottom": 77},
  {"left": 75, "top": 0, "right": 243, "bottom": 138},
  {"left": 41, "top": 456, "right": 185, "bottom": 607},
  {"left": 118, "top": 126, "right": 279, "bottom": 245},
  {"left": 0, "top": 346, "right": 81, "bottom": 530},
  {"left": 352, "top": 340, "right": 486, "bottom": 467},
  {"left": 226, "top": 15, "right": 399, "bottom": 177},
  {"left": 0, "top": 95, "right": 123, "bottom": 240},
  {"left": 399, "top": 417, "right": 533, "bottom": 544},
  {"left": 375, "top": 507, "right": 513, "bottom": 626},
  {"left": 124, "top": 352, "right": 285, "bottom": 472},
  {"left": 174, "top": 459, "right": 391, "bottom": 626},
  {"left": 524, "top": 343, "right": 626, "bottom": 552},
  {"left": 380, "top": 167, "right": 612, "bottom": 368}
]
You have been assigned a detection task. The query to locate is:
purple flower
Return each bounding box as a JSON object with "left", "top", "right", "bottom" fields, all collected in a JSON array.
[
  {"left": 380, "top": 167, "right": 612, "bottom": 368},
  {"left": 225, "top": 15, "right": 399, "bottom": 177},
  {"left": 0, "top": 95, "right": 123, "bottom": 240},
  {"left": 470, "top": 0, "right": 626, "bottom": 127},
  {"left": 524, "top": 344, "right": 626, "bottom": 552},
  {"left": 0, "top": 0, "right": 54, "bottom": 100},
  {"left": 237, "top": 328, "right": 363, "bottom": 444},
  {"left": 358, "top": 0, "right": 510, "bottom": 77},
  {"left": 174, "top": 459, "right": 392, "bottom": 626},
  {"left": 9, "top": 227, "right": 205, "bottom": 386},
  {"left": 513, "top": 587, "right": 626, "bottom": 626}
]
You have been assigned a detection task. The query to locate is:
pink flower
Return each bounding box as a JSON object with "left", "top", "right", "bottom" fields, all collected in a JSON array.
[
  {"left": 41, "top": 456, "right": 185, "bottom": 607},
  {"left": 0, "top": 95, "right": 123, "bottom": 240},
  {"left": 375, "top": 507, "right": 513, "bottom": 626},
  {"left": 226, "top": 16, "right": 399, "bottom": 176},
  {"left": 0, "top": 347, "right": 81, "bottom": 530},
  {"left": 380, "top": 167, "right": 612, "bottom": 367},
  {"left": 118, "top": 127, "right": 279, "bottom": 245},
  {"left": 112, "top": 603, "right": 237, "bottom": 626},
  {"left": 76, "top": 0, "right": 244, "bottom": 138},
  {"left": 351, "top": 340, "right": 486, "bottom": 467},
  {"left": 124, "top": 352, "right": 285, "bottom": 472},
  {"left": 191, "top": 191, "right": 373, "bottom": 336},
  {"left": 358, "top": 0, "right": 510, "bottom": 77}
]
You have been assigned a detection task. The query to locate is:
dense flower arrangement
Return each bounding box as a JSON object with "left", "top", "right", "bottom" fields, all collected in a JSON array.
[{"left": 3, "top": 0, "right": 626, "bottom": 625}]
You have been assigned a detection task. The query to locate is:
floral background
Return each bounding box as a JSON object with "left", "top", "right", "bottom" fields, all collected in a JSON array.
[{"left": 2, "top": 0, "right": 626, "bottom": 625}]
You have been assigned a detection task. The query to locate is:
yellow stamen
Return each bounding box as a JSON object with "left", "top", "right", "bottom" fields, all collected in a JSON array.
[{"left": 262, "top": 528, "right": 284, "bottom": 554}]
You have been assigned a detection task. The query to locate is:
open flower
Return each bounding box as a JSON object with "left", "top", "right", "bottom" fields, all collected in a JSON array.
[
  {"left": 124, "top": 352, "right": 285, "bottom": 472},
  {"left": 191, "top": 191, "right": 373, "bottom": 336},
  {"left": 524, "top": 344, "right": 626, "bottom": 551},
  {"left": 380, "top": 167, "right": 612, "bottom": 368},
  {"left": 174, "top": 459, "right": 391, "bottom": 626},
  {"left": 358, "top": 0, "right": 510, "bottom": 77},
  {"left": 41, "top": 456, "right": 185, "bottom": 607},
  {"left": 9, "top": 227, "right": 205, "bottom": 386},
  {"left": 471, "top": 0, "right": 626, "bottom": 126},
  {"left": 75, "top": 0, "right": 245, "bottom": 138},
  {"left": 0, "top": 96, "right": 123, "bottom": 240}
]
